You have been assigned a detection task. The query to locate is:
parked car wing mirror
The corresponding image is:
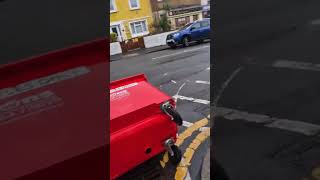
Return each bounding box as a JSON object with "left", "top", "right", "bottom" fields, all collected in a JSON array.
[{"left": 190, "top": 27, "right": 195, "bottom": 31}]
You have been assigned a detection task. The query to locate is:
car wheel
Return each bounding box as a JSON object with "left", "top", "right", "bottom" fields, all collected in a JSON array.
[{"left": 182, "top": 36, "right": 190, "bottom": 47}]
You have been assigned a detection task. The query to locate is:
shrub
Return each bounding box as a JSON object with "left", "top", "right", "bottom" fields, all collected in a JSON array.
[
  {"left": 159, "top": 15, "right": 171, "bottom": 32},
  {"left": 110, "top": 32, "right": 118, "bottom": 42}
]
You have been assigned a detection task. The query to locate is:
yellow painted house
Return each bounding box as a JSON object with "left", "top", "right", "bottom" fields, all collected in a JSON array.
[{"left": 110, "top": 0, "right": 154, "bottom": 41}]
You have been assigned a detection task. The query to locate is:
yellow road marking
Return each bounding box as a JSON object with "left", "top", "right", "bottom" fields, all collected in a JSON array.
[
  {"left": 175, "top": 158, "right": 189, "bottom": 180},
  {"left": 160, "top": 118, "right": 209, "bottom": 168},
  {"left": 189, "top": 139, "right": 201, "bottom": 150},
  {"left": 175, "top": 128, "right": 210, "bottom": 180}
]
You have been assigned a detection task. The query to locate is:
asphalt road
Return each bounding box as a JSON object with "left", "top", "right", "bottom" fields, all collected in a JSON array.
[
  {"left": 213, "top": 0, "right": 320, "bottom": 180},
  {"left": 111, "top": 42, "right": 211, "bottom": 180}
]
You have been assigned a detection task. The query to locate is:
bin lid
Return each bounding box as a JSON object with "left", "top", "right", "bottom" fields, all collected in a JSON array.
[{"left": 110, "top": 74, "right": 172, "bottom": 134}]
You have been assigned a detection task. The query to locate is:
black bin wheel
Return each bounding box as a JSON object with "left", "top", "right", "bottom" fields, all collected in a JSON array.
[
  {"left": 161, "top": 102, "right": 183, "bottom": 126},
  {"left": 169, "top": 145, "right": 182, "bottom": 166},
  {"left": 166, "top": 107, "right": 183, "bottom": 126}
]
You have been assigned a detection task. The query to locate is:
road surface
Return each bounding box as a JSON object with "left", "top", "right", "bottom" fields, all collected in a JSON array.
[{"left": 213, "top": 0, "right": 320, "bottom": 179}]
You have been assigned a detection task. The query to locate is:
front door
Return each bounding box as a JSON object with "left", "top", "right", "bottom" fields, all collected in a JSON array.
[{"left": 110, "top": 25, "right": 122, "bottom": 42}]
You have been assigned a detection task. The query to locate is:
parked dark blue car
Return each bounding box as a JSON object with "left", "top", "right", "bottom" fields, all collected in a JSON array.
[{"left": 166, "top": 18, "right": 210, "bottom": 48}]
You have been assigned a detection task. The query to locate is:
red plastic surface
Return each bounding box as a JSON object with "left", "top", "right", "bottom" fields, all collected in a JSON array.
[
  {"left": 0, "top": 39, "right": 108, "bottom": 179},
  {"left": 110, "top": 74, "right": 178, "bottom": 179}
]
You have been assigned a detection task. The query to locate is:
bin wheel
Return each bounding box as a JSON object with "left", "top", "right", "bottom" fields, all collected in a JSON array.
[
  {"left": 166, "top": 107, "right": 183, "bottom": 126},
  {"left": 169, "top": 145, "right": 182, "bottom": 166},
  {"left": 161, "top": 103, "right": 183, "bottom": 126}
]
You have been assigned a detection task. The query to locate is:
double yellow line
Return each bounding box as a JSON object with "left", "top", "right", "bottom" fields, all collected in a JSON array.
[{"left": 160, "top": 115, "right": 211, "bottom": 180}]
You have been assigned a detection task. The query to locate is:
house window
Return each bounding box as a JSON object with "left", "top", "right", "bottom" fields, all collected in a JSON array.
[
  {"left": 193, "top": 14, "right": 199, "bottom": 21},
  {"left": 129, "top": 0, "right": 140, "bottom": 9},
  {"left": 175, "top": 17, "right": 190, "bottom": 28},
  {"left": 130, "top": 20, "right": 149, "bottom": 37},
  {"left": 110, "top": 0, "right": 117, "bottom": 12}
]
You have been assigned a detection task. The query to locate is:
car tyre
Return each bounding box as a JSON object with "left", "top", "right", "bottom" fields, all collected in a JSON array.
[{"left": 182, "top": 36, "right": 190, "bottom": 47}]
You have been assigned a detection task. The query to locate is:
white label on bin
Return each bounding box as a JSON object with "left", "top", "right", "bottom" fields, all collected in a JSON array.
[
  {"left": 110, "top": 90, "right": 130, "bottom": 101},
  {"left": 0, "top": 91, "right": 63, "bottom": 124},
  {"left": 110, "top": 82, "right": 138, "bottom": 93},
  {"left": 0, "top": 66, "right": 90, "bottom": 100}
]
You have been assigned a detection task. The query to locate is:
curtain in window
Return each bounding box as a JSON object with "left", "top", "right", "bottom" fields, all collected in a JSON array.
[
  {"left": 142, "top": 21, "right": 147, "bottom": 31},
  {"left": 130, "top": 23, "right": 136, "bottom": 34},
  {"left": 135, "top": 23, "right": 143, "bottom": 34},
  {"left": 130, "top": 0, "right": 138, "bottom": 8},
  {"left": 110, "top": 0, "right": 114, "bottom": 11},
  {"left": 131, "top": 21, "right": 147, "bottom": 35}
]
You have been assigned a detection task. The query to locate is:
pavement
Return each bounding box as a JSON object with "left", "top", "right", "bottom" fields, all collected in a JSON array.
[
  {"left": 110, "top": 45, "right": 171, "bottom": 61},
  {"left": 111, "top": 40, "right": 210, "bottom": 62},
  {"left": 111, "top": 42, "right": 211, "bottom": 180},
  {"left": 214, "top": 0, "right": 320, "bottom": 179}
]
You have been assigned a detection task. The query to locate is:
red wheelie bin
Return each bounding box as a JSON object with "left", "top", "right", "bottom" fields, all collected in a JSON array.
[
  {"left": 0, "top": 39, "right": 108, "bottom": 179},
  {"left": 110, "top": 74, "right": 183, "bottom": 180}
]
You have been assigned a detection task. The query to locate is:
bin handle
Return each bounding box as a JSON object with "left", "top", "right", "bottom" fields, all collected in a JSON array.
[{"left": 161, "top": 102, "right": 183, "bottom": 126}]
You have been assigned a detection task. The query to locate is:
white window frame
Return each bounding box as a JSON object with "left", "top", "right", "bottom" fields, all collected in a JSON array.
[
  {"left": 110, "top": 25, "right": 123, "bottom": 42},
  {"left": 111, "top": 21, "right": 127, "bottom": 40},
  {"left": 110, "top": 0, "right": 117, "bottom": 13},
  {"left": 129, "top": 19, "right": 149, "bottom": 38},
  {"left": 129, "top": 0, "right": 140, "bottom": 10}
]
